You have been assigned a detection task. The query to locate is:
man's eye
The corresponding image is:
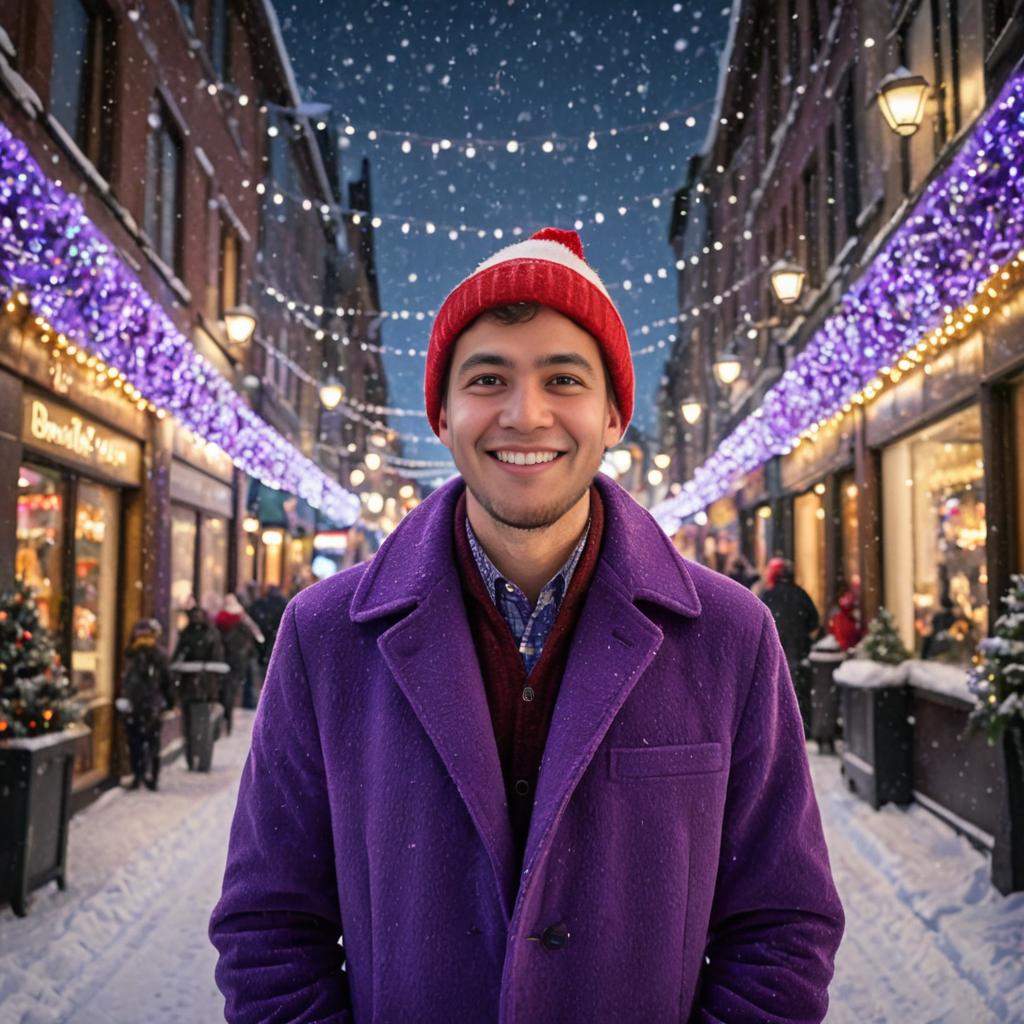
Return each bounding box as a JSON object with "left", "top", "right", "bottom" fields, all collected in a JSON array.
[
  {"left": 551, "top": 375, "right": 582, "bottom": 386},
  {"left": 470, "top": 375, "right": 500, "bottom": 386}
]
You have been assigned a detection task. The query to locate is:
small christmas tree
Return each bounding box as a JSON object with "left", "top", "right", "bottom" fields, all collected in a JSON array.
[
  {"left": 968, "top": 574, "right": 1024, "bottom": 742},
  {"left": 0, "top": 578, "right": 81, "bottom": 739},
  {"left": 852, "top": 607, "right": 912, "bottom": 665}
]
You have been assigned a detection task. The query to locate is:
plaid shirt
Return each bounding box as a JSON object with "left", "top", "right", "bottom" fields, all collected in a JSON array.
[{"left": 465, "top": 517, "right": 590, "bottom": 675}]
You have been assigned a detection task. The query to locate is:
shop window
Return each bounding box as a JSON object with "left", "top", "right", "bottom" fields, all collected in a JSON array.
[
  {"left": 882, "top": 406, "right": 987, "bottom": 663},
  {"left": 15, "top": 465, "right": 67, "bottom": 635},
  {"left": 144, "top": 98, "right": 184, "bottom": 276},
  {"left": 1014, "top": 378, "right": 1024, "bottom": 572},
  {"left": 170, "top": 504, "right": 198, "bottom": 648},
  {"left": 793, "top": 489, "right": 826, "bottom": 617},
  {"left": 17, "top": 465, "right": 120, "bottom": 782},
  {"left": 199, "top": 515, "right": 229, "bottom": 614},
  {"left": 839, "top": 473, "right": 860, "bottom": 590},
  {"left": 49, "top": 0, "right": 117, "bottom": 177}
]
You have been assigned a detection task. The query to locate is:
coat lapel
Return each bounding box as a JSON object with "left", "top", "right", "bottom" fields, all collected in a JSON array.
[
  {"left": 519, "top": 475, "right": 703, "bottom": 888},
  {"left": 351, "top": 478, "right": 517, "bottom": 919}
]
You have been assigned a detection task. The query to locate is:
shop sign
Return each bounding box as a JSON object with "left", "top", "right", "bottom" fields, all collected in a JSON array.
[{"left": 22, "top": 394, "right": 140, "bottom": 484}]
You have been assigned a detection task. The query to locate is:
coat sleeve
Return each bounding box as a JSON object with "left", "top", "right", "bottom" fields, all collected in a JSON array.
[
  {"left": 209, "top": 602, "right": 352, "bottom": 1023},
  {"left": 693, "top": 606, "right": 844, "bottom": 1023}
]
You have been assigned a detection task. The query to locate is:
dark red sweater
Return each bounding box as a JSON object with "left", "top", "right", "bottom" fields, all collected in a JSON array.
[{"left": 453, "top": 483, "right": 605, "bottom": 864}]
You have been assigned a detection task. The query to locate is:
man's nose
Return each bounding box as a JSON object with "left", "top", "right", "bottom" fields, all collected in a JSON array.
[{"left": 497, "top": 382, "right": 554, "bottom": 431}]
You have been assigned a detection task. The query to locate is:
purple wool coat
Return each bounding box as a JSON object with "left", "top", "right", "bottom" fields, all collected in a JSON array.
[{"left": 209, "top": 474, "right": 844, "bottom": 1023}]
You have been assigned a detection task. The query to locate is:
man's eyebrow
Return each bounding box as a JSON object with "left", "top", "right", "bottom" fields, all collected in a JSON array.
[{"left": 455, "top": 352, "right": 597, "bottom": 377}]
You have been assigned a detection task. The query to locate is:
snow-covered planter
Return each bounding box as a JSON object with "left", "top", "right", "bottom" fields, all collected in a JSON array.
[
  {"left": 834, "top": 658, "right": 908, "bottom": 688},
  {"left": 0, "top": 723, "right": 90, "bottom": 916},
  {"left": 807, "top": 636, "right": 847, "bottom": 752},
  {"left": 835, "top": 653, "right": 912, "bottom": 809}
]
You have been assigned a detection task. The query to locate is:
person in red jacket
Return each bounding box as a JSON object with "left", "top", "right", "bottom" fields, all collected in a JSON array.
[{"left": 828, "top": 583, "right": 863, "bottom": 652}]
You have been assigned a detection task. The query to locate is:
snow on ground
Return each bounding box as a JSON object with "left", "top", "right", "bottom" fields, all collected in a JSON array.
[
  {"left": 1, "top": 715, "right": 1022, "bottom": 1024},
  {"left": 814, "top": 751, "right": 1024, "bottom": 1024},
  {"left": 0, "top": 712, "right": 252, "bottom": 1024}
]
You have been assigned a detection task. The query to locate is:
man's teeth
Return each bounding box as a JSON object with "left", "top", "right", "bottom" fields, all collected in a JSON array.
[{"left": 493, "top": 451, "right": 561, "bottom": 465}]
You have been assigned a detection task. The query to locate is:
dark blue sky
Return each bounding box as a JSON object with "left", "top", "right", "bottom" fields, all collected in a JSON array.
[{"left": 279, "top": 0, "right": 731, "bottom": 474}]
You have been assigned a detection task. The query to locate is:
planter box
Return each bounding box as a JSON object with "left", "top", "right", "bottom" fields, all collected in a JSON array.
[
  {"left": 906, "top": 662, "right": 1024, "bottom": 893},
  {"left": 183, "top": 701, "right": 224, "bottom": 773},
  {"left": 835, "top": 660, "right": 911, "bottom": 808},
  {"left": 0, "top": 725, "right": 90, "bottom": 917},
  {"left": 808, "top": 645, "right": 846, "bottom": 752}
]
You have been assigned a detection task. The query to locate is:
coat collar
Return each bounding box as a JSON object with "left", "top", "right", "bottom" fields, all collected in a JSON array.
[
  {"left": 351, "top": 473, "right": 701, "bottom": 623},
  {"left": 349, "top": 472, "right": 702, "bottom": 923}
]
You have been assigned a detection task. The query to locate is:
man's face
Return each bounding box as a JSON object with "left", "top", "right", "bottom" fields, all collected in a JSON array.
[{"left": 438, "top": 306, "right": 623, "bottom": 532}]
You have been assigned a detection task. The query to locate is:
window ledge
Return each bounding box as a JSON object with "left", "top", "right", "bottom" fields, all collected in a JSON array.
[
  {"left": 45, "top": 114, "right": 111, "bottom": 195},
  {"left": 138, "top": 241, "right": 192, "bottom": 306}
]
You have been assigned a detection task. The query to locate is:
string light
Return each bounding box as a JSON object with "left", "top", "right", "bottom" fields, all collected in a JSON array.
[
  {"left": 0, "top": 122, "right": 360, "bottom": 525},
  {"left": 654, "top": 72, "right": 1024, "bottom": 531}
]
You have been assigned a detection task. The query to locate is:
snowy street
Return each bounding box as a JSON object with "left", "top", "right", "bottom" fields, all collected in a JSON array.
[{"left": 1, "top": 714, "right": 1023, "bottom": 1024}]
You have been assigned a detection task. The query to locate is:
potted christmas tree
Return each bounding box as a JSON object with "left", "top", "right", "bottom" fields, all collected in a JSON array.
[
  {"left": 0, "top": 578, "right": 87, "bottom": 916},
  {"left": 967, "top": 574, "right": 1024, "bottom": 894},
  {"left": 834, "top": 607, "right": 913, "bottom": 808}
]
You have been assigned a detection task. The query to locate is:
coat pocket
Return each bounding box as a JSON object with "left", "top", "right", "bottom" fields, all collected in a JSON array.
[{"left": 609, "top": 742, "right": 724, "bottom": 780}]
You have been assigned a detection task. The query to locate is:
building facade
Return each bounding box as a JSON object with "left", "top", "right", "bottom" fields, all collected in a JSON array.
[
  {"left": 659, "top": 0, "right": 1024, "bottom": 873},
  {"left": 0, "top": 0, "right": 377, "bottom": 806}
]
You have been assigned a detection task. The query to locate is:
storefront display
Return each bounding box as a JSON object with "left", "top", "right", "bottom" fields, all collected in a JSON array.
[
  {"left": 882, "top": 405, "right": 987, "bottom": 663},
  {"left": 793, "top": 488, "right": 826, "bottom": 617}
]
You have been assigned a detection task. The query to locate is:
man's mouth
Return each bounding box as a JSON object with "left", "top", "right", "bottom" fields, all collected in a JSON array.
[{"left": 486, "top": 449, "right": 566, "bottom": 466}]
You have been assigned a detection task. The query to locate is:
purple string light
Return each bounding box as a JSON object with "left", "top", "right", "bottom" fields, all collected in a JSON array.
[
  {"left": 0, "top": 120, "right": 360, "bottom": 526},
  {"left": 656, "top": 70, "right": 1024, "bottom": 530}
]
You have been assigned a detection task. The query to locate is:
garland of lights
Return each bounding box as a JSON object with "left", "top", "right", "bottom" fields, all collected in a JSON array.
[
  {"left": 0, "top": 120, "right": 361, "bottom": 526},
  {"left": 654, "top": 70, "right": 1024, "bottom": 532}
]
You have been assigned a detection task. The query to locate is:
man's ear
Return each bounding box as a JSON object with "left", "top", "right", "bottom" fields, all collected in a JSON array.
[
  {"left": 437, "top": 393, "right": 451, "bottom": 448},
  {"left": 604, "top": 397, "right": 624, "bottom": 447}
]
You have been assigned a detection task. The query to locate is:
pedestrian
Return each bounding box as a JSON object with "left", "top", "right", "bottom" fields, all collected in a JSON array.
[
  {"left": 214, "top": 594, "right": 263, "bottom": 735},
  {"left": 724, "top": 550, "right": 759, "bottom": 589},
  {"left": 828, "top": 581, "right": 863, "bottom": 652},
  {"left": 210, "top": 227, "right": 843, "bottom": 1022},
  {"left": 170, "top": 604, "right": 226, "bottom": 770},
  {"left": 247, "top": 583, "right": 287, "bottom": 669},
  {"left": 118, "top": 618, "right": 173, "bottom": 791},
  {"left": 761, "top": 556, "right": 821, "bottom": 731}
]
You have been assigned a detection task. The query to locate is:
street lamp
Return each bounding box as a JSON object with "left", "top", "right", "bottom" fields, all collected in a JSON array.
[
  {"left": 769, "top": 259, "right": 806, "bottom": 305},
  {"left": 713, "top": 346, "right": 742, "bottom": 386},
  {"left": 223, "top": 303, "right": 257, "bottom": 345},
  {"left": 877, "top": 67, "right": 930, "bottom": 137},
  {"left": 319, "top": 377, "right": 344, "bottom": 410},
  {"left": 680, "top": 396, "right": 703, "bottom": 424}
]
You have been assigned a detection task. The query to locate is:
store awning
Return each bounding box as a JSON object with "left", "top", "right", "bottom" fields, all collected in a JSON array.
[
  {"left": 654, "top": 68, "right": 1024, "bottom": 531},
  {"left": 246, "top": 480, "right": 318, "bottom": 536},
  {"left": 0, "top": 121, "right": 360, "bottom": 527}
]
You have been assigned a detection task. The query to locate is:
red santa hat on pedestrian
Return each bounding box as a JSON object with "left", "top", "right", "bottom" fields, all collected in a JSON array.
[{"left": 424, "top": 227, "right": 634, "bottom": 435}]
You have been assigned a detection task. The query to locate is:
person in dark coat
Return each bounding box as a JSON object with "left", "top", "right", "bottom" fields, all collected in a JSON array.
[
  {"left": 247, "top": 584, "right": 287, "bottom": 668},
  {"left": 170, "top": 605, "right": 227, "bottom": 769},
  {"left": 120, "top": 618, "right": 174, "bottom": 791},
  {"left": 214, "top": 594, "right": 262, "bottom": 736},
  {"left": 761, "top": 557, "right": 821, "bottom": 731},
  {"left": 725, "top": 551, "right": 760, "bottom": 590}
]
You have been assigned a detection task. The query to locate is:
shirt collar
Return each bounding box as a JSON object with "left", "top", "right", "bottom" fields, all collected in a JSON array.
[{"left": 465, "top": 514, "right": 591, "bottom": 609}]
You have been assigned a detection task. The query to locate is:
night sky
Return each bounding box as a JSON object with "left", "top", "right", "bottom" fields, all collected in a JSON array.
[{"left": 278, "top": 0, "right": 732, "bottom": 477}]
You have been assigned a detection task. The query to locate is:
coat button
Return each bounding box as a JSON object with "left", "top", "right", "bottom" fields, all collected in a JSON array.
[
  {"left": 522, "top": 686, "right": 535, "bottom": 702},
  {"left": 514, "top": 779, "right": 530, "bottom": 796},
  {"left": 541, "top": 922, "right": 569, "bottom": 950}
]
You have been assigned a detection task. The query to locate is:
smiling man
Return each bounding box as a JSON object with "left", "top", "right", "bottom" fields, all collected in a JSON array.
[{"left": 210, "top": 228, "right": 844, "bottom": 1023}]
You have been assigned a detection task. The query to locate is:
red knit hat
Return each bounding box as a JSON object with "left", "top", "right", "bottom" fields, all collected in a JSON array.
[{"left": 424, "top": 227, "right": 633, "bottom": 435}]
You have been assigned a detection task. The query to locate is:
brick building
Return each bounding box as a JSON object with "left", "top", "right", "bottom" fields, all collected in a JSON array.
[
  {"left": 658, "top": 0, "right": 1023, "bottom": 887},
  {"left": 0, "top": 0, "right": 381, "bottom": 805}
]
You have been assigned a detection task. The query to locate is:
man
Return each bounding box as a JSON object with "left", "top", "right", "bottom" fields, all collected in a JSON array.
[{"left": 210, "top": 228, "right": 844, "bottom": 1022}]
